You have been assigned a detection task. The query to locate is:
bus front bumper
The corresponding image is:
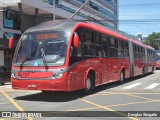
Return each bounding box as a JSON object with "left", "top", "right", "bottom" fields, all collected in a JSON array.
[{"left": 11, "top": 76, "right": 69, "bottom": 92}]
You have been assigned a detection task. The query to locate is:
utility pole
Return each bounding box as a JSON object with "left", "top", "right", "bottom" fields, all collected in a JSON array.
[
  {"left": 68, "top": 0, "right": 90, "bottom": 21},
  {"left": 53, "top": 0, "right": 55, "bottom": 21}
]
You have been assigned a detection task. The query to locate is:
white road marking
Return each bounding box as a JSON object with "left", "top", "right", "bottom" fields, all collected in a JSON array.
[
  {"left": 144, "top": 83, "right": 160, "bottom": 89},
  {"left": 0, "top": 85, "right": 12, "bottom": 88},
  {"left": 5, "top": 85, "right": 12, "bottom": 88},
  {"left": 122, "top": 83, "right": 142, "bottom": 89}
]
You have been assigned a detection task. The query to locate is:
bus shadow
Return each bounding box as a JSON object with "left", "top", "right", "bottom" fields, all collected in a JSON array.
[
  {"left": 14, "top": 73, "right": 154, "bottom": 102},
  {"left": 14, "top": 91, "right": 85, "bottom": 102}
]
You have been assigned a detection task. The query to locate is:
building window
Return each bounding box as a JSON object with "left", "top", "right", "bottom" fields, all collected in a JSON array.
[{"left": 3, "top": 11, "right": 21, "bottom": 30}]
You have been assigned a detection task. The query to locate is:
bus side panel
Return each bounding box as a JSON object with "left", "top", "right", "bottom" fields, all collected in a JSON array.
[
  {"left": 148, "top": 60, "right": 153, "bottom": 72},
  {"left": 67, "top": 61, "right": 87, "bottom": 91},
  {"left": 134, "top": 60, "right": 145, "bottom": 76},
  {"left": 101, "top": 58, "right": 109, "bottom": 84},
  {"left": 67, "top": 58, "right": 103, "bottom": 91},
  {"left": 120, "top": 58, "right": 130, "bottom": 79},
  {"left": 107, "top": 58, "right": 121, "bottom": 82}
]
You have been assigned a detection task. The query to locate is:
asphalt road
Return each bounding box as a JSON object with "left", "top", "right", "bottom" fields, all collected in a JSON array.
[{"left": 0, "top": 70, "right": 160, "bottom": 120}]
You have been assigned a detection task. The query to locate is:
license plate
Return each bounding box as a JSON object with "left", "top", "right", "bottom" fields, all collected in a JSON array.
[
  {"left": 17, "top": 72, "right": 30, "bottom": 78},
  {"left": 16, "top": 72, "right": 52, "bottom": 78}
]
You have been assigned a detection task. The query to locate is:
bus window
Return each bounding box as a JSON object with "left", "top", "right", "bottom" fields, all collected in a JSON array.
[
  {"left": 109, "top": 37, "right": 118, "bottom": 57},
  {"left": 118, "top": 40, "right": 124, "bottom": 58},
  {"left": 123, "top": 42, "right": 129, "bottom": 58},
  {"left": 96, "top": 45, "right": 102, "bottom": 58},
  {"left": 102, "top": 35, "right": 108, "bottom": 57},
  {"left": 95, "top": 33, "right": 100, "bottom": 44},
  {"left": 83, "top": 43, "right": 95, "bottom": 56}
]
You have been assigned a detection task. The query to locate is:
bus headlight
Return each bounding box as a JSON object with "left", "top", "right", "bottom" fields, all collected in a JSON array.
[{"left": 53, "top": 72, "right": 64, "bottom": 78}]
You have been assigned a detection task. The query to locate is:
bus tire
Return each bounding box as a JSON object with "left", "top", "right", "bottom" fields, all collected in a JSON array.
[
  {"left": 83, "top": 73, "right": 95, "bottom": 94},
  {"left": 119, "top": 70, "right": 125, "bottom": 84}
]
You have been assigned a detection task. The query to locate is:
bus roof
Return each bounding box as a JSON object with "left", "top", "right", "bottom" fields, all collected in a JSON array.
[
  {"left": 130, "top": 38, "right": 145, "bottom": 47},
  {"left": 25, "top": 20, "right": 77, "bottom": 33},
  {"left": 73, "top": 22, "right": 128, "bottom": 41},
  {"left": 145, "top": 45, "right": 155, "bottom": 50},
  {"left": 25, "top": 20, "right": 128, "bottom": 41}
]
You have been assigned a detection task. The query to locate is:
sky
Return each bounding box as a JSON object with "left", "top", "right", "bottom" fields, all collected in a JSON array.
[{"left": 119, "top": 0, "right": 160, "bottom": 37}]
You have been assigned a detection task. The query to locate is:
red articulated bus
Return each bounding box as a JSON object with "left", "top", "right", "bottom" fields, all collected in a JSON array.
[
  {"left": 155, "top": 50, "right": 160, "bottom": 69},
  {"left": 9, "top": 20, "right": 155, "bottom": 93}
]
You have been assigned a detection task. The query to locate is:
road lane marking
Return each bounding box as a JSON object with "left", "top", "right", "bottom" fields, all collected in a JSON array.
[
  {"left": 68, "top": 100, "right": 159, "bottom": 112},
  {"left": 144, "top": 83, "right": 160, "bottom": 89},
  {"left": 1, "top": 91, "right": 32, "bottom": 120},
  {"left": 2, "top": 91, "right": 24, "bottom": 111},
  {"left": 124, "top": 93, "right": 159, "bottom": 101},
  {"left": 80, "top": 98, "right": 138, "bottom": 120},
  {"left": 4, "top": 85, "right": 12, "bottom": 88},
  {"left": 122, "top": 83, "right": 142, "bottom": 89}
]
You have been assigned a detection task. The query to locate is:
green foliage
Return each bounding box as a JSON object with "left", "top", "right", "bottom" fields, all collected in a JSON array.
[{"left": 145, "top": 32, "right": 160, "bottom": 50}]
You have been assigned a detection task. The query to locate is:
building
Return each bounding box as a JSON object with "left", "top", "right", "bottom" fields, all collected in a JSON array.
[{"left": 0, "top": 0, "right": 118, "bottom": 66}]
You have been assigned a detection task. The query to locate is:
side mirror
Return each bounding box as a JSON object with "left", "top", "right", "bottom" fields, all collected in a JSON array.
[
  {"left": 73, "top": 33, "right": 79, "bottom": 48},
  {"left": 9, "top": 37, "right": 13, "bottom": 49}
]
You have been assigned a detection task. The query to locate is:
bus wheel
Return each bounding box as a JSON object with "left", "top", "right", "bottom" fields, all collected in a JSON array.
[
  {"left": 83, "top": 73, "right": 94, "bottom": 94},
  {"left": 119, "top": 71, "right": 124, "bottom": 84}
]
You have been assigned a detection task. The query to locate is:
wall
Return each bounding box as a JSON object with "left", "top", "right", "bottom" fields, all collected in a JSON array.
[
  {"left": 0, "top": 12, "right": 3, "bottom": 38},
  {"left": 0, "top": 51, "right": 4, "bottom": 65}
]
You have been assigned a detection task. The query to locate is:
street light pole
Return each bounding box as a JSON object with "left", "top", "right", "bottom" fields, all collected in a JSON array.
[
  {"left": 68, "top": 0, "right": 90, "bottom": 21},
  {"left": 53, "top": 0, "right": 55, "bottom": 21}
]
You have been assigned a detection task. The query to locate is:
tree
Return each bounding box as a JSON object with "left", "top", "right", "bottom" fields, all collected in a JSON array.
[{"left": 145, "top": 32, "right": 160, "bottom": 50}]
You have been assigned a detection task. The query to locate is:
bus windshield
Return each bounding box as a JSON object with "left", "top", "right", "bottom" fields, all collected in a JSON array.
[
  {"left": 155, "top": 50, "right": 160, "bottom": 62},
  {"left": 14, "top": 31, "right": 69, "bottom": 66}
]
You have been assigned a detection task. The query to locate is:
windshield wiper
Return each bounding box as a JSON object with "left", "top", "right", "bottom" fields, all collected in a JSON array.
[
  {"left": 41, "top": 48, "right": 48, "bottom": 69},
  {"left": 20, "top": 43, "right": 38, "bottom": 68}
]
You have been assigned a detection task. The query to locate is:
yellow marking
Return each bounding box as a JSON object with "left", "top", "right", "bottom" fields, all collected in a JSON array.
[
  {"left": 124, "top": 93, "right": 159, "bottom": 101},
  {"left": 67, "top": 100, "right": 159, "bottom": 112},
  {"left": 80, "top": 98, "right": 138, "bottom": 120},
  {"left": 2, "top": 91, "right": 32, "bottom": 120},
  {"left": 0, "top": 100, "right": 28, "bottom": 105}
]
